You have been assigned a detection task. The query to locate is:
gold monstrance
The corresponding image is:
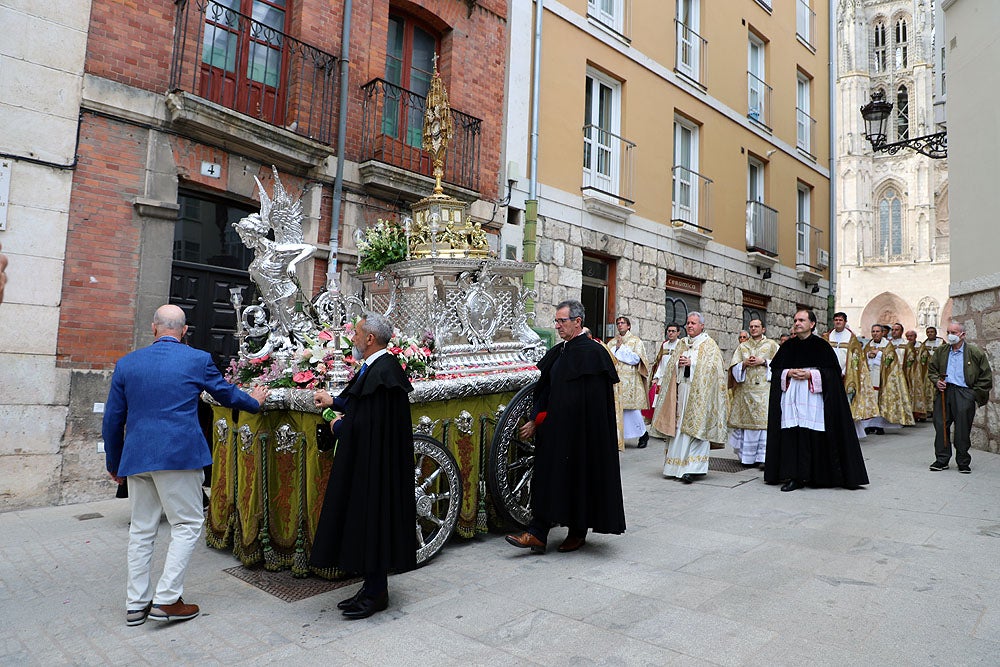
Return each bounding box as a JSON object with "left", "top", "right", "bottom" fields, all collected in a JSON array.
[{"left": 408, "top": 57, "right": 489, "bottom": 259}]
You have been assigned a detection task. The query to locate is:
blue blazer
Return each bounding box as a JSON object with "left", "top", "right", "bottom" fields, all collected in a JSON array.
[{"left": 102, "top": 337, "right": 261, "bottom": 477}]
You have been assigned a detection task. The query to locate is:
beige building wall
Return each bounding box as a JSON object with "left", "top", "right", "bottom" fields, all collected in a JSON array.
[
  {"left": 505, "top": 0, "right": 831, "bottom": 354},
  {"left": 0, "top": 1, "right": 91, "bottom": 509},
  {"left": 943, "top": 0, "right": 1000, "bottom": 454}
]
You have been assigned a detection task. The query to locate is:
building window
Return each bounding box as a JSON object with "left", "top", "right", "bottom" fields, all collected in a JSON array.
[
  {"left": 583, "top": 69, "right": 623, "bottom": 200},
  {"left": 748, "top": 157, "right": 764, "bottom": 204},
  {"left": 675, "top": 0, "right": 703, "bottom": 84},
  {"left": 747, "top": 34, "right": 770, "bottom": 127},
  {"left": 742, "top": 292, "right": 770, "bottom": 329},
  {"left": 878, "top": 187, "right": 905, "bottom": 260},
  {"left": 796, "top": 0, "right": 813, "bottom": 46},
  {"left": 588, "top": 0, "right": 626, "bottom": 36},
  {"left": 582, "top": 254, "right": 614, "bottom": 338},
  {"left": 174, "top": 193, "right": 255, "bottom": 270},
  {"left": 384, "top": 13, "right": 440, "bottom": 147},
  {"left": 201, "top": 0, "right": 288, "bottom": 123},
  {"left": 873, "top": 21, "right": 887, "bottom": 73},
  {"left": 796, "top": 72, "right": 813, "bottom": 154},
  {"left": 796, "top": 184, "right": 811, "bottom": 266},
  {"left": 896, "top": 85, "right": 909, "bottom": 141},
  {"left": 664, "top": 274, "right": 702, "bottom": 331},
  {"left": 671, "top": 116, "right": 699, "bottom": 225},
  {"left": 895, "top": 17, "right": 908, "bottom": 70}
]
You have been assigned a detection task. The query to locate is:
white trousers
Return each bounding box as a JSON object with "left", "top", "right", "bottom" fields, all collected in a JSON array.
[{"left": 126, "top": 469, "right": 204, "bottom": 608}]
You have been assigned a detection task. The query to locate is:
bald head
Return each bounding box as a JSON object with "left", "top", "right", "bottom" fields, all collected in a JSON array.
[{"left": 152, "top": 304, "right": 187, "bottom": 338}]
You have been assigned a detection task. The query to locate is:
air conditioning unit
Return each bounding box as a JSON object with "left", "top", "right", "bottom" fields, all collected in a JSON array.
[{"left": 817, "top": 248, "right": 830, "bottom": 269}]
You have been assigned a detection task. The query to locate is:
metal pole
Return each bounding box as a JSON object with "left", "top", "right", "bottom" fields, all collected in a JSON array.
[
  {"left": 327, "top": 0, "right": 353, "bottom": 287},
  {"left": 523, "top": 0, "right": 543, "bottom": 311}
]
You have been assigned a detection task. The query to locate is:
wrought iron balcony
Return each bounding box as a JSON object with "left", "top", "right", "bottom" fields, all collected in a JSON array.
[
  {"left": 360, "top": 78, "right": 482, "bottom": 193},
  {"left": 169, "top": 0, "right": 338, "bottom": 145},
  {"left": 582, "top": 124, "right": 636, "bottom": 208},
  {"left": 746, "top": 201, "right": 779, "bottom": 256},
  {"left": 796, "top": 107, "right": 816, "bottom": 156},
  {"left": 675, "top": 19, "right": 708, "bottom": 88},
  {"left": 747, "top": 72, "right": 772, "bottom": 130},
  {"left": 796, "top": 221, "right": 823, "bottom": 266},
  {"left": 670, "top": 165, "right": 713, "bottom": 234}
]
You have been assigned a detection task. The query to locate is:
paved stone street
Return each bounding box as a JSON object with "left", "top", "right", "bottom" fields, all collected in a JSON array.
[{"left": 2, "top": 421, "right": 999, "bottom": 665}]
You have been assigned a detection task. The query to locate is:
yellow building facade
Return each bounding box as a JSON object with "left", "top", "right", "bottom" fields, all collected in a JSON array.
[{"left": 503, "top": 0, "right": 831, "bottom": 350}]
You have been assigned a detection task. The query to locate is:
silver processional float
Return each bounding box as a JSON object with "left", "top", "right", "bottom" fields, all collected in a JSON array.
[{"left": 205, "top": 62, "right": 545, "bottom": 573}]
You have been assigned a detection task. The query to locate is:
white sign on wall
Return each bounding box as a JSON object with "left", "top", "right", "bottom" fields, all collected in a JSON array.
[{"left": 0, "top": 160, "right": 10, "bottom": 231}]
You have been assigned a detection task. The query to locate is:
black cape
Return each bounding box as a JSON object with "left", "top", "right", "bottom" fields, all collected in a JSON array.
[
  {"left": 310, "top": 353, "right": 417, "bottom": 574},
  {"left": 763, "top": 334, "right": 869, "bottom": 488},
  {"left": 530, "top": 334, "right": 626, "bottom": 533}
]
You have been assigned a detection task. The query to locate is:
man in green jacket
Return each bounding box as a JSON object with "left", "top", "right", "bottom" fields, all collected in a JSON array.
[{"left": 927, "top": 321, "right": 993, "bottom": 473}]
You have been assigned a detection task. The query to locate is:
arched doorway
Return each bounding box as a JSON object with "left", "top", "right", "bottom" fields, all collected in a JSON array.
[{"left": 860, "top": 291, "right": 916, "bottom": 333}]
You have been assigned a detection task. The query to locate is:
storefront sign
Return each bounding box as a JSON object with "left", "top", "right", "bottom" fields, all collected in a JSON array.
[{"left": 665, "top": 273, "right": 702, "bottom": 296}]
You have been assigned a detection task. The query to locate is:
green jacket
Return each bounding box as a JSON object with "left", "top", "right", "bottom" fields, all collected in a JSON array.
[{"left": 928, "top": 341, "right": 993, "bottom": 407}]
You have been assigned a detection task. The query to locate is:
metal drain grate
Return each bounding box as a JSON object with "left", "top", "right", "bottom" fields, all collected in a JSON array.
[
  {"left": 708, "top": 457, "right": 755, "bottom": 473},
  {"left": 224, "top": 566, "right": 361, "bottom": 603}
]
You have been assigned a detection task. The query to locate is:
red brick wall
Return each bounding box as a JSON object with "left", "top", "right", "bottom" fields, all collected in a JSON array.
[
  {"left": 86, "top": 0, "right": 175, "bottom": 91},
  {"left": 59, "top": 113, "right": 146, "bottom": 369}
]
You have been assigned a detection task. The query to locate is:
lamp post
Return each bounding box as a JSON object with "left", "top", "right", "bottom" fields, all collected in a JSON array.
[{"left": 860, "top": 90, "right": 947, "bottom": 159}]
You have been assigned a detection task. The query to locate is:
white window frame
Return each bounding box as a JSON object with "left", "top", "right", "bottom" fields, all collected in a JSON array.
[
  {"left": 748, "top": 157, "right": 764, "bottom": 204},
  {"left": 796, "top": 73, "right": 811, "bottom": 153},
  {"left": 676, "top": 0, "right": 701, "bottom": 81},
  {"left": 797, "top": 184, "right": 811, "bottom": 265},
  {"left": 588, "top": 0, "right": 624, "bottom": 35},
  {"left": 583, "top": 68, "right": 622, "bottom": 199},
  {"left": 748, "top": 35, "right": 766, "bottom": 122},
  {"left": 672, "top": 116, "right": 700, "bottom": 224},
  {"left": 873, "top": 22, "right": 887, "bottom": 73},
  {"left": 796, "top": 0, "right": 812, "bottom": 45}
]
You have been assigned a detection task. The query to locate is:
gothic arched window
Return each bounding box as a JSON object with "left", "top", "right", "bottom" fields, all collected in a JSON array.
[
  {"left": 894, "top": 17, "right": 908, "bottom": 69},
  {"left": 873, "top": 21, "right": 887, "bottom": 73},
  {"left": 878, "top": 188, "right": 904, "bottom": 260},
  {"left": 896, "top": 85, "right": 909, "bottom": 140}
]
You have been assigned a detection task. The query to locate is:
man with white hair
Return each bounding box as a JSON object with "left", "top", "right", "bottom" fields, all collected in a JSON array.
[
  {"left": 103, "top": 304, "right": 268, "bottom": 626},
  {"left": 653, "top": 312, "right": 728, "bottom": 483}
]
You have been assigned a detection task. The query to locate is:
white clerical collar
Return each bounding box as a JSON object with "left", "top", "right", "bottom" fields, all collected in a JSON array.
[{"left": 688, "top": 332, "right": 709, "bottom": 345}]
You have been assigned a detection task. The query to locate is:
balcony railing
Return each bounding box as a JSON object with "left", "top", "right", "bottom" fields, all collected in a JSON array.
[
  {"left": 747, "top": 72, "right": 772, "bottom": 130},
  {"left": 796, "top": 0, "right": 815, "bottom": 47},
  {"left": 796, "top": 221, "right": 823, "bottom": 265},
  {"left": 169, "top": 0, "right": 338, "bottom": 144},
  {"left": 675, "top": 20, "right": 708, "bottom": 87},
  {"left": 587, "top": 0, "right": 631, "bottom": 40},
  {"left": 582, "top": 124, "right": 636, "bottom": 207},
  {"left": 796, "top": 107, "right": 816, "bottom": 156},
  {"left": 670, "top": 165, "right": 713, "bottom": 233},
  {"left": 360, "top": 78, "right": 482, "bottom": 193},
  {"left": 746, "top": 201, "right": 779, "bottom": 256}
]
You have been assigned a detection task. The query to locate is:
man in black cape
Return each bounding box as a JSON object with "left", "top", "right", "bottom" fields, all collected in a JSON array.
[
  {"left": 311, "top": 312, "right": 416, "bottom": 619},
  {"left": 505, "top": 299, "right": 626, "bottom": 553},
  {"left": 764, "top": 309, "right": 869, "bottom": 491}
]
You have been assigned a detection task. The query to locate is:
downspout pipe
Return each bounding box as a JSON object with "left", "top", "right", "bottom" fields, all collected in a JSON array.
[
  {"left": 827, "top": 0, "right": 837, "bottom": 318},
  {"left": 523, "top": 0, "right": 543, "bottom": 311},
  {"left": 327, "top": 0, "right": 353, "bottom": 287}
]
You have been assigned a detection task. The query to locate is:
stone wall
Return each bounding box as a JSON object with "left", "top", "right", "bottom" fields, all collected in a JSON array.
[
  {"left": 949, "top": 288, "right": 1000, "bottom": 455},
  {"left": 533, "top": 215, "right": 828, "bottom": 362}
]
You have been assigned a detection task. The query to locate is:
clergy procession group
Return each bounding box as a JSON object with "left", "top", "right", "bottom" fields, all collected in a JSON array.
[{"left": 603, "top": 309, "right": 989, "bottom": 489}]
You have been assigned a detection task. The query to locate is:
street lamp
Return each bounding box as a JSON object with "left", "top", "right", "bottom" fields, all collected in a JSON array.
[{"left": 860, "top": 90, "right": 948, "bottom": 159}]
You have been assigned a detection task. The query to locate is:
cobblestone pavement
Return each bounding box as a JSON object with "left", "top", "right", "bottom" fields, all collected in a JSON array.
[{"left": 3, "top": 421, "right": 1000, "bottom": 665}]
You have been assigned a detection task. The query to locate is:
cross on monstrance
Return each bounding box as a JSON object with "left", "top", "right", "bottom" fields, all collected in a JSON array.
[{"left": 422, "top": 53, "right": 455, "bottom": 196}]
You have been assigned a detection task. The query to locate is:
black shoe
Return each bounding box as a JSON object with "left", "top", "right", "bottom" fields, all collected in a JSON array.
[
  {"left": 681, "top": 474, "right": 694, "bottom": 484},
  {"left": 637, "top": 432, "right": 649, "bottom": 449},
  {"left": 780, "top": 479, "right": 805, "bottom": 492},
  {"left": 336, "top": 587, "right": 364, "bottom": 611},
  {"left": 342, "top": 590, "right": 389, "bottom": 620},
  {"left": 929, "top": 462, "right": 949, "bottom": 471},
  {"left": 958, "top": 465, "right": 971, "bottom": 474}
]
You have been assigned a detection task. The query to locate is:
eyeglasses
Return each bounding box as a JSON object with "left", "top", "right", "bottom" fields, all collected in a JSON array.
[{"left": 554, "top": 317, "right": 578, "bottom": 324}]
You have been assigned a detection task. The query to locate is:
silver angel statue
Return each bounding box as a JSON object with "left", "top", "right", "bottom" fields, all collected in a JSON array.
[{"left": 233, "top": 168, "right": 316, "bottom": 359}]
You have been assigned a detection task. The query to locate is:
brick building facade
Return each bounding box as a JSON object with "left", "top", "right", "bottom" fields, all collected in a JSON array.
[{"left": 2, "top": 0, "right": 509, "bottom": 509}]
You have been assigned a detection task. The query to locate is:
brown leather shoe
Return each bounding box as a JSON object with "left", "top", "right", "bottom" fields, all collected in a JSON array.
[
  {"left": 505, "top": 531, "right": 546, "bottom": 554},
  {"left": 557, "top": 535, "right": 586, "bottom": 552},
  {"left": 148, "top": 597, "right": 200, "bottom": 622}
]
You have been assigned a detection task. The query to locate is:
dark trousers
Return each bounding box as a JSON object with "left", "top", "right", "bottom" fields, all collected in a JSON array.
[
  {"left": 527, "top": 518, "right": 586, "bottom": 543},
  {"left": 933, "top": 385, "right": 977, "bottom": 467},
  {"left": 362, "top": 571, "right": 388, "bottom": 596}
]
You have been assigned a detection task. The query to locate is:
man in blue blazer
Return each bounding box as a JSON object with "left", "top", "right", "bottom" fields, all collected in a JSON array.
[{"left": 103, "top": 304, "right": 267, "bottom": 626}]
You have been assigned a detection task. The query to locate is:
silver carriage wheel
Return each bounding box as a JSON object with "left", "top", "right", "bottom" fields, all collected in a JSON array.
[
  {"left": 487, "top": 382, "right": 536, "bottom": 529},
  {"left": 414, "top": 434, "right": 463, "bottom": 565}
]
